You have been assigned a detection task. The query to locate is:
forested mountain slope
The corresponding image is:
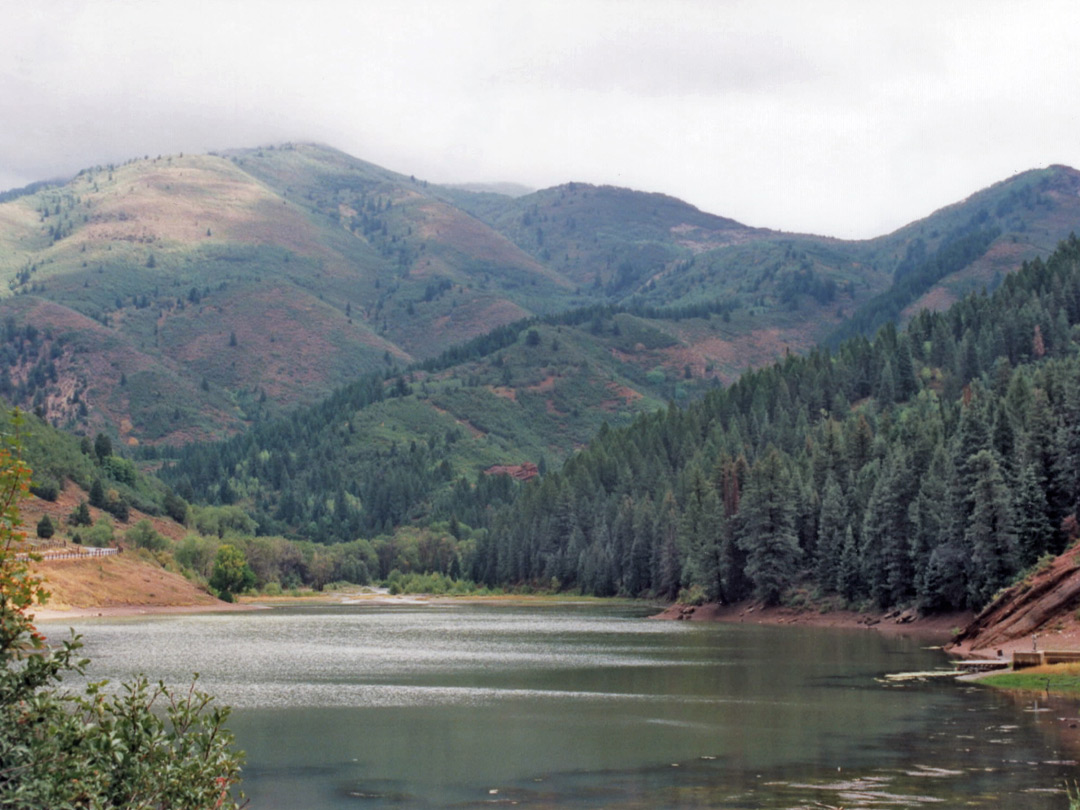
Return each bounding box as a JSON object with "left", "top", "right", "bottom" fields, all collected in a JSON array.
[
  {"left": 5, "top": 146, "right": 1080, "bottom": 614},
  {"left": 828, "top": 164, "right": 1080, "bottom": 344},
  {"left": 162, "top": 232, "right": 1080, "bottom": 619},
  {"left": 2, "top": 145, "right": 1075, "bottom": 454},
  {"left": 474, "top": 236, "right": 1080, "bottom": 612}
]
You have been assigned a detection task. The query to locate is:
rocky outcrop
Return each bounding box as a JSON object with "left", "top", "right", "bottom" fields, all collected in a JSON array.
[{"left": 951, "top": 547, "right": 1080, "bottom": 651}]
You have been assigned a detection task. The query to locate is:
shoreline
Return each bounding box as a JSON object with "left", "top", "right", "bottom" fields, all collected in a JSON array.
[
  {"left": 30, "top": 589, "right": 643, "bottom": 623},
  {"left": 650, "top": 600, "right": 973, "bottom": 642},
  {"left": 33, "top": 593, "right": 975, "bottom": 644},
  {"left": 32, "top": 602, "right": 261, "bottom": 622}
]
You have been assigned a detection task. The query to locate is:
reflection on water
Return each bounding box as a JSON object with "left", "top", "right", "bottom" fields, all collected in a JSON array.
[{"left": 53, "top": 603, "right": 1079, "bottom": 809}]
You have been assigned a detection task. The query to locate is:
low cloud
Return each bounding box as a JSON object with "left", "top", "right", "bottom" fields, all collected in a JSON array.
[{"left": 1, "top": 0, "right": 1078, "bottom": 238}]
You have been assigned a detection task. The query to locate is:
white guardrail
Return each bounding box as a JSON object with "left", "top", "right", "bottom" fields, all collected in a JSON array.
[{"left": 16, "top": 547, "right": 119, "bottom": 562}]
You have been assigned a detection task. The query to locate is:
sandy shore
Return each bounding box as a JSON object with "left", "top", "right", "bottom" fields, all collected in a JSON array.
[
  {"left": 29, "top": 589, "right": 579, "bottom": 622},
  {"left": 32, "top": 602, "right": 261, "bottom": 622}
]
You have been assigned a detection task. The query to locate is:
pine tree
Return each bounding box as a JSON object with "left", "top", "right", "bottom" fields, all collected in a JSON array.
[
  {"left": 909, "top": 448, "right": 949, "bottom": 605},
  {"left": 965, "top": 450, "right": 1017, "bottom": 606},
  {"left": 655, "top": 491, "right": 681, "bottom": 599},
  {"left": 837, "top": 526, "right": 861, "bottom": 601},
  {"left": 736, "top": 448, "right": 801, "bottom": 604},
  {"left": 862, "top": 449, "right": 917, "bottom": 606},
  {"left": 1012, "top": 462, "right": 1052, "bottom": 567},
  {"left": 89, "top": 478, "right": 106, "bottom": 508},
  {"left": 687, "top": 487, "right": 723, "bottom": 601},
  {"left": 815, "top": 474, "right": 846, "bottom": 592},
  {"left": 625, "top": 495, "right": 655, "bottom": 595},
  {"left": 35, "top": 514, "right": 54, "bottom": 539}
]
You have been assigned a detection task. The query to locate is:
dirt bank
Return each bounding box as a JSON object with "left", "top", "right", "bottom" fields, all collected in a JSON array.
[
  {"left": 949, "top": 544, "right": 1080, "bottom": 659},
  {"left": 27, "top": 548, "right": 235, "bottom": 623},
  {"left": 652, "top": 600, "right": 972, "bottom": 641}
]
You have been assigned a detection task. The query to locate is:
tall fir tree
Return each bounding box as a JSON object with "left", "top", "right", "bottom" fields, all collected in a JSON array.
[{"left": 736, "top": 447, "right": 801, "bottom": 604}]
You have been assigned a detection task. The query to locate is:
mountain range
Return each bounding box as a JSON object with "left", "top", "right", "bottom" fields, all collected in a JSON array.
[{"left": 0, "top": 143, "right": 1077, "bottom": 475}]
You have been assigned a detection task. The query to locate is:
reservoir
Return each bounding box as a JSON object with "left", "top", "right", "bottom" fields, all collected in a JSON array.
[{"left": 53, "top": 602, "right": 1078, "bottom": 808}]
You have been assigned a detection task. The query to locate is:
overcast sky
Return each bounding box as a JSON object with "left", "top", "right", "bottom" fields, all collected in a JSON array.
[{"left": 2, "top": 0, "right": 1078, "bottom": 239}]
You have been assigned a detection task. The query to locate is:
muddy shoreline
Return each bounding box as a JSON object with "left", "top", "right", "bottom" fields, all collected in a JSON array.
[{"left": 650, "top": 600, "right": 973, "bottom": 643}]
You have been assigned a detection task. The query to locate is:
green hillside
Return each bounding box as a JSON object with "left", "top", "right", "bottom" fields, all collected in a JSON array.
[
  {"left": 157, "top": 312, "right": 677, "bottom": 541},
  {"left": 5, "top": 145, "right": 1080, "bottom": 612},
  {"left": 160, "top": 232, "right": 1080, "bottom": 615},
  {"left": 1, "top": 144, "right": 1078, "bottom": 478},
  {"left": 0, "top": 144, "right": 588, "bottom": 444},
  {"left": 0, "top": 407, "right": 181, "bottom": 522}
]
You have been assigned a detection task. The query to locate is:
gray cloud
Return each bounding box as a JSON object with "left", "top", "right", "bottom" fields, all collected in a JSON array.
[{"left": 1, "top": 0, "right": 1079, "bottom": 238}]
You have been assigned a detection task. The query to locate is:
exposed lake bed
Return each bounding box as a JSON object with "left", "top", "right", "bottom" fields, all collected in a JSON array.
[{"left": 45, "top": 603, "right": 1080, "bottom": 809}]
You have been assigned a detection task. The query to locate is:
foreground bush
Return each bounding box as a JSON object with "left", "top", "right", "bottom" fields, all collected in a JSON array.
[{"left": 0, "top": 414, "right": 246, "bottom": 809}]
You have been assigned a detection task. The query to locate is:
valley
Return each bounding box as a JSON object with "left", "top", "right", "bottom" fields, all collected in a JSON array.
[{"left": 6, "top": 145, "right": 1080, "bottom": 640}]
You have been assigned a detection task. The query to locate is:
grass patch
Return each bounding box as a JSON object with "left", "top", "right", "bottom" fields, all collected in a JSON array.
[{"left": 980, "top": 664, "right": 1080, "bottom": 695}]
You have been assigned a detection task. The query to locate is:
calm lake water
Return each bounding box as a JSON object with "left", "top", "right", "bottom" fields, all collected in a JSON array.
[{"left": 49, "top": 602, "right": 1079, "bottom": 809}]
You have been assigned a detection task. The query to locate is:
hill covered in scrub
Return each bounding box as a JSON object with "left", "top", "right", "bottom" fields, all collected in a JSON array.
[{"left": 1, "top": 144, "right": 1078, "bottom": 459}]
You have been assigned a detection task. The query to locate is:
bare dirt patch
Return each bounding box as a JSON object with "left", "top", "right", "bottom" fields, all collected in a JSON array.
[
  {"left": 30, "top": 553, "right": 223, "bottom": 613},
  {"left": 484, "top": 462, "right": 539, "bottom": 481},
  {"left": 599, "top": 381, "right": 644, "bottom": 411},
  {"left": 75, "top": 159, "right": 309, "bottom": 249},
  {"left": 526, "top": 375, "right": 558, "bottom": 393},
  {"left": 665, "top": 322, "right": 835, "bottom": 384},
  {"left": 412, "top": 200, "right": 570, "bottom": 287},
  {"left": 902, "top": 285, "right": 958, "bottom": 319},
  {"left": 487, "top": 385, "right": 517, "bottom": 402},
  {"left": 669, "top": 223, "right": 765, "bottom": 255}
]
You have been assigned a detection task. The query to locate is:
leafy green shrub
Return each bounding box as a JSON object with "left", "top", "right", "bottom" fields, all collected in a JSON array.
[
  {"left": 68, "top": 499, "right": 92, "bottom": 526},
  {"left": 209, "top": 544, "right": 256, "bottom": 601},
  {"left": 83, "top": 517, "right": 114, "bottom": 547},
  {"left": 163, "top": 490, "right": 188, "bottom": 524},
  {"left": 677, "top": 584, "right": 706, "bottom": 606},
  {"left": 174, "top": 533, "right": 218, "bottom": 578},
  {"left": 125, "top": 518, "right": 168, "bottom": 551},
  {"left": 29, "top": 477, "right": 59, "bottom": 501},
  {"left": 102, "top": 454, "right": 137, "bottom": 486},
  {"left": 104, "top": 494, "right": 129, "bottom": 522},
  {"left": 191, "top": 504, "right": 257, "bottom": 539}
]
